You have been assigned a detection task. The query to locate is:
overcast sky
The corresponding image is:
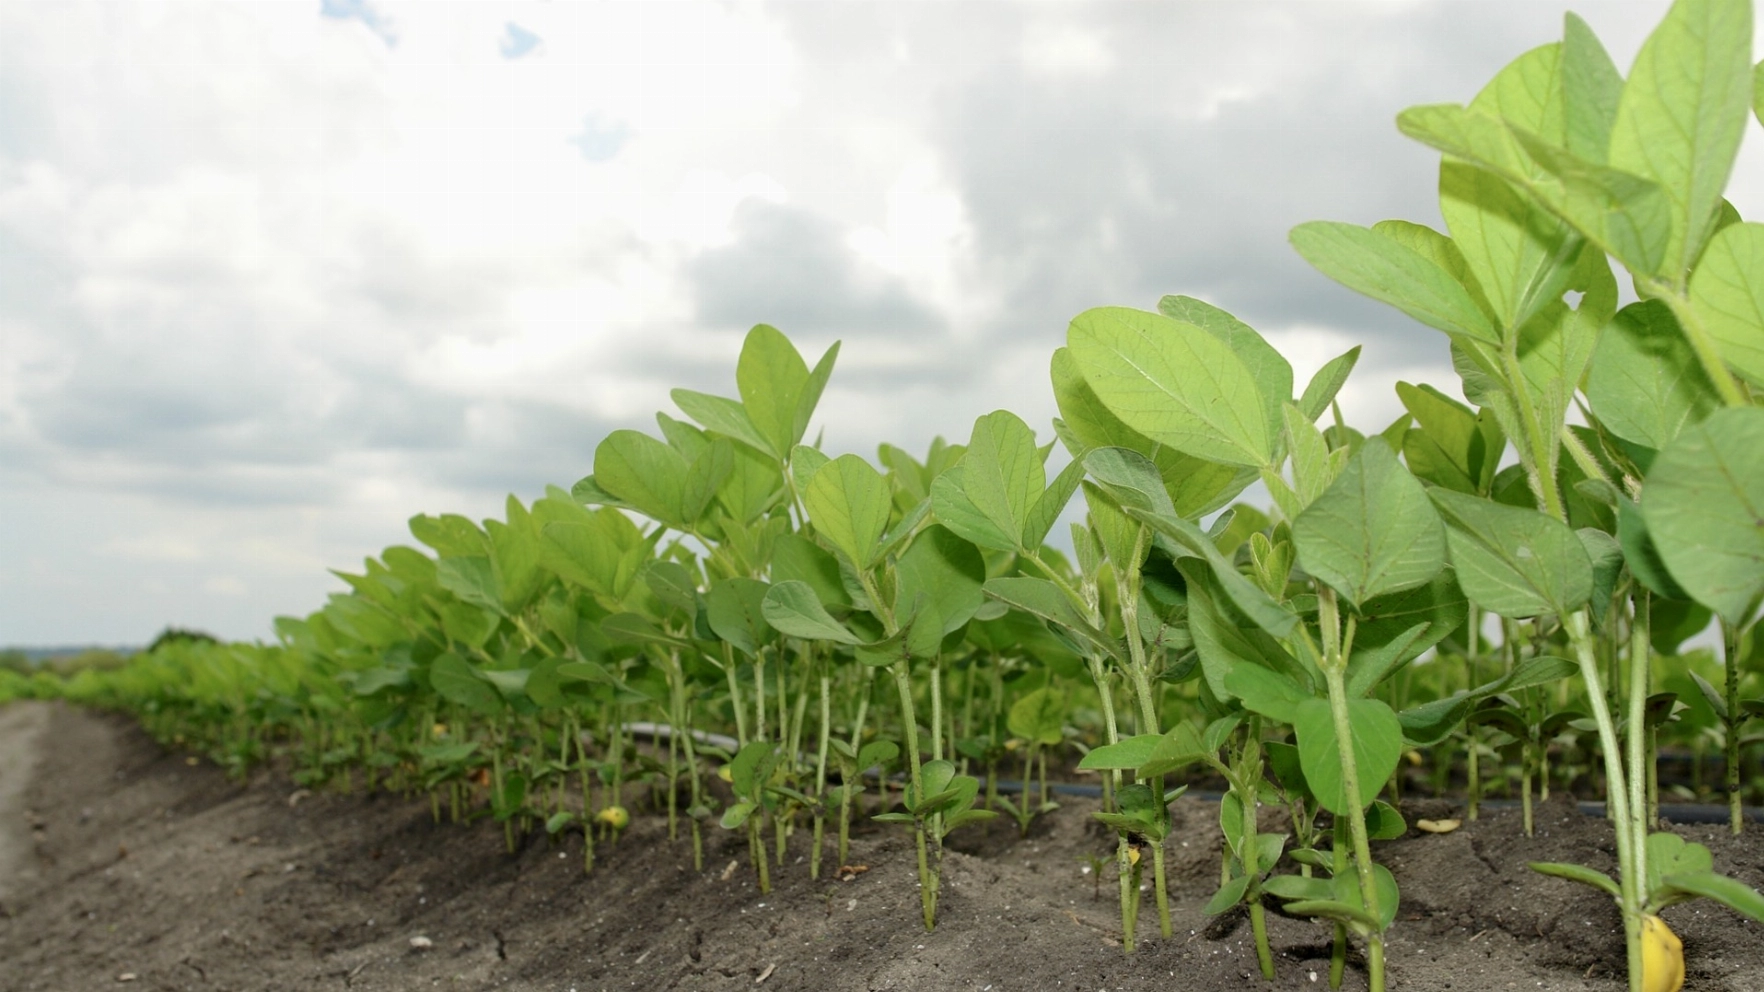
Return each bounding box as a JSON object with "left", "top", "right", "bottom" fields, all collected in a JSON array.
[{"left": 2, "top": 1, "right": 1759, "bottom": 646}]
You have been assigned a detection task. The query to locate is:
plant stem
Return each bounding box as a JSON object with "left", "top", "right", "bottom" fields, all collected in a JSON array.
[
  {"left": 1724, "top": 620, "right": 1744, "bottom": 835},
  {"left": 812, "top": 670, "right": 830, "bottom": 881},
  {"left": 1319, "top": 587, "right": 1384, "bottom": 992},
  {"left": 892, "top": 661, "right": 937, "bottom": 930},
  {"left": 1566, "top": 610, "right": 1642, "bottom": 992}
]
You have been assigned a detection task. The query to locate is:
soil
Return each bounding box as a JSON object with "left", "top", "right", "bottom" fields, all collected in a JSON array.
[{"left": 2, "top": 700, "right": 1760, "bottom": 992}]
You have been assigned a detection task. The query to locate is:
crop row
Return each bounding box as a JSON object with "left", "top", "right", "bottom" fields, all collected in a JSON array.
[{"left": 15, "top": 3, "right": 1764, "bottom": 990}]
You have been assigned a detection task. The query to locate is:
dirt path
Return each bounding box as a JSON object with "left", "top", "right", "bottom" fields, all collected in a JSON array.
[
  {"left": 1, "top": 703, "right": 1759, "bottom": 992},
  {"left": 0, "top": 700, "right": 50, "bottom": 911}
]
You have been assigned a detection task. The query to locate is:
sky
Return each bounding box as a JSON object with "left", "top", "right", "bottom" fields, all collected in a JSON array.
[{"left": 1, "top": 1, "right": 1760, "bottom": 646}]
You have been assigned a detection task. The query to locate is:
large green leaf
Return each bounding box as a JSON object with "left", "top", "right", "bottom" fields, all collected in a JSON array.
[
  {"left": 1067, "top": 306, "right": 1272, "bottom": 467},
  {"left": 1007, "top": 687, "right": 1066, "bottom": 746},
  {"left": 437, "top": 556, "right": 504, "bottom": 616},
  {"left": 1293, "top": 439, "right": 1446, "bottom": 609},
  {"left": 1050, "top": 347, "right": 1250, "bottom": 516},
  {"left": 1617, "top": 498, "right": 1694, "bottom": 601},
  {"left": 804, "top": 454, "right": 892, "bottom": 570},
  {"left": 895, "top": 525, "right": 986, "bottom": 634},
  {"left": 706, "top": 577, "right": 773, "bottom": 656},
  {"left": 486, "top": 497, "right": 545, "bottom": 613},
  {"left": 1157, "top": 295, "right": 1292, "bottom": 452},
  {"left": 1586, "top": 300, "right": 1719, "bottom": 450},
  {"left": 1076, "top": 732, "right": 1164, "bottom": 771},
  {"left": 1606, "top": 0, "right": 1754, "bottom": 281},
  {"left": 1430, "top": 489, "right": 1594, "bottom": 618},
  {"left": 1347, "top": 572, "right": 1468, "bottom": 697},
  {"left": 1183, "top": 563, "right": 1314, "bottom": 704},
  {"left": 1289, "top": 221, "right": 1500, "bottom": 345},
  {"left": 1397, "top": 103, "right": 1671, "bottom": 278},
  {"left": 769, "top": 532, "right": 849, "bottom": 610},
  {"left": 670, "top": 388, "right": 774, "bottom": 456},
  {"left": 593, "top": 430, "right": 687, "bottom": 528},
  {"left": 961, "top": 410, "right": 1044, "bottom": 549},
  {"left": 1293, "top": 697, "right": 1403, "bottom": 815},
  {"left": 1560, "top": 14, "right": 1624, "bottom": 162},
  {"left": 736, "top": 324, "right": 811, "bottom": 460},
  {"left": 1689, "top": 221, "right": 1764, "bottom": 388},
  {"left": 982, "top": 576, "right": 1118, "bottom": 662},
  {"left": 1643, "top": 407, "right": 1764, "bottom": 625},
  {"left": 429, "top": 652, "right": 502, "bottom": 714},
  {"left": 1439, "top": 42, "right": 1584, "bottom": 337},
  {"left": 760, "top": 580, "right": 862, "bottom": 645}
]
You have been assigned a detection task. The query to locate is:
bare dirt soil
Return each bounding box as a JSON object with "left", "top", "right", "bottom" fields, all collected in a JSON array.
[{"left": 2, "top": 701, "right": 1760, "bottom": 992}]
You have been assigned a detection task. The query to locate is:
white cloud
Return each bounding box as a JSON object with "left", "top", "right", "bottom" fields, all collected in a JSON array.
[{"left": 0, "top": 0, "right": 1758, "bottom": 644}]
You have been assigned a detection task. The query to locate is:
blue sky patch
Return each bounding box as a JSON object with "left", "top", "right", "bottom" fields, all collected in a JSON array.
[
  {"left": 569, "top": 115, "right": 631, "bottom": 162},
  {"left": 320, "top": 0, "right": 396, "bottom": 47},
  {"left": 500, "top": 22, "right": 541, "bottom": 59}
]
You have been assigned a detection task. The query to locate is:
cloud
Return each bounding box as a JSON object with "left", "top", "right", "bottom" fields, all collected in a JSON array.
[{"left": 688, "top": 199, "right": 946, "bottom": 338}]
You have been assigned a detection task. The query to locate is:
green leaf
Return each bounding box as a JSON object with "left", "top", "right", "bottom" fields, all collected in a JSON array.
[
  {"left": 896, "top": 525, "right": 986, "bottom": 634},
  {"left": 720, "top": 801, "right": 758, "bottom": 830},
  {"left": 1643, "top": 407, "right": 1764, "bottom": 624},
  {"left": 1659, "top": 871, "right": 1764, "bottom": 923},
  {"left": 1365, "top": 801, "right": 1407, "bottom": 841},
  {"left": 671, "top": 388, "right": 774, "bottom": 457},
  {"left": 1264, "top": 740, "right": 1312, "bottom": 801},
  {"left": 1262, "top": 874, "right": 1333, "bottom": 902},
  {"left": 804, "top": 454, "right": 892, "bottom": 570},
  {"left": 736, "top": 324, "right": 811, "bottom": 460},
  {"left": 1076, "top": 732, "right": 1163, "bottom": 771},
  {"left": 982, "top": 576, "right": 1118, "bottom": 661},
  {"left": 1204, "top": 874, "right": 1252, "bottom": 916},
  {"left": 1280, "top": 899, "right": 1382, "bottom": 933},
  {"left": 761, "top": 580, "right": 862, "bottom": 645},
  {"left": 1183, "top": 563, "right": 1313, "bottom": 705},
  {"left": 1586, "top": 300, "right": 1719, "bottom": 450},
  {"left": 794, "top": 342, "right": 840, "bottom": 452},
  {"left": 1158, "top": 295, "right": 1293, "bottom": 455},
  {"left": 1005, "top": 686, "right": 1065, "bottom": 746},
  {"left": 681, "top": 438, "right": 735, "bottom": 524},
  {"left": 409, "top": 513, "right": 487, "bottom": 557},
  {"left": 1024, "top": 459, "right": 1086, "bottom": 552},
  {"left": 1222, "top": 664, "right": 1310, "bottom": 725},
  {"left": 1067, "top": 305, "right": 1272, "bottom": 467},
  {"left": 1689, "top": 221, "right": 1764, "bottom": 388},
  {"left": 1646, "top": 832, "right": 1715, "bottom": 900},
  {"left": 1606, "top": 0, "right": 1754, "bottom": 281},
  {"left": 1132, "top": 508, "right": 1299, "bottom": 638},
  {"left": 1529, "top": 860, "right": 1621, "bottom": 898},
  {"left": 1138, "top": 722, "right": 1213, "bottom": 778},
  {"left": 524, "top": 656, "right": 567, "bottom": 709},
  {"left": 958, "top": 410, "right": 1045, "bottom": 552},
  {"left": 1334, "top": 863, "right": 1401, "bottom": 932},
  {"left": 1430, "top": 489, "right": 1595, "bottom": 618},
  {"left": 1294, "top": 439, "right": 1446, "bottom": 609},
  {"left": 1438, "top": 42, "right": 1585, "bottom": 338},
  {"left": 706, "top": 577, "right": 773, "bottom": 656},
  {"left": 1618, "top": 498, "right": 1694, "bottom": 601},
  {"left": 437, "top": 555, "right": 505, "bottom": 616},
  {"left": 1289, "top": 221, "right": 1500, "bottom": 345},
  {"left": 1397, "top": 103, "right": 1671, "bottom": 278},
  {"left": 1297, "top": 346, "right": 1362, "bottom": 423},
  {"left": 644, "top": 560, "right": 700, "bottom": 614},
  {"left": 769, "top": 532, "right": 849, "bottom": 610},
  {"left": 593, "top": 430, "right": 687, "bottom": 528},
  {"left": 1349, "top": 570, "right": 1469, "bottom": 695},
  {"left": 429, "top": 652, "right": 502, "bottom": 714},
  {"left": 1293, "top": 697, "right": 1403, "bottom": 815},
  {"left": 1561, "top": 14, "right": 1624, "bottom": 162}
]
